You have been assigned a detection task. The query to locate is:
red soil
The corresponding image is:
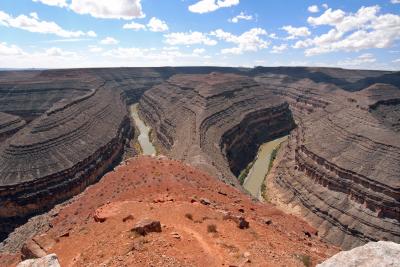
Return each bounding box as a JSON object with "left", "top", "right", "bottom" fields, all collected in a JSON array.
[{"left": 2, "top": 156, "right": 339, "bottom": 266}]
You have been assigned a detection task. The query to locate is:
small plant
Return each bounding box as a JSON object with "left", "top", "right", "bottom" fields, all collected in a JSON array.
[
  {"left": 238, "top": 160, "right": 255, "bottom": 184},
  {"left": 207, "top": 224, "right": 217, "bottom": 233},
  {"left": 185, "top": 213, "right": 193, "bottom": 220}
]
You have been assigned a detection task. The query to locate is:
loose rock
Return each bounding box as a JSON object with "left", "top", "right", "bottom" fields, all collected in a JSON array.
[
  {"left": 200, "top": 198, "right": 211, "bottom": 205},
  {"left": 131, "top": 219, "right": 162, "bottom": 236},
  {"left": 17, "top": 254, "right": 60, "bottom": 267},
  {"left": 238, "top": 217, "right": 249, "bottom": 229},
  {"left": 317, "top": 241, "right": 400, "bottom": 267},
  {"left": 21, "top": 240, "right": 47, "bottom": 260}
]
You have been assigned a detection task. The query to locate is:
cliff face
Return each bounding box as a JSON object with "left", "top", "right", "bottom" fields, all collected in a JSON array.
[
  {"left": 0, "top": 112, "right": 25, "bottom": 143},
  {"left": 0, "top": 70, "right": 138, "bottom": 241},
  {"left": 0, "top": 70, "right": 134, "bottom": 240},
  {"left": 139, "top": 73, "right": 295, "bottom": 184},
  {"left": 0, "top": 68, "right": 249, "bottom": 240},
  {"left": 255, "top": 73, "right": 400, "bottom": 249}
]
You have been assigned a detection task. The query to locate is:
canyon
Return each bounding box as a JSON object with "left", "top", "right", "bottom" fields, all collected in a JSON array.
[{"left": 0, "top": 67, "right": 398, "bottom": 265}]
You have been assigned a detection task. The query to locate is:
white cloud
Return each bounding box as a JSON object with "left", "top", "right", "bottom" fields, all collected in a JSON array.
[
  {"left": 123, "top": 21, "right": 146, "bottom": 31},
  {"left": 392, "top": 58, "right": 400, "bottom": 63},
  {"left": 193, "top": 48, "right": 205, "bottom": 54},
  {"left": 88, "top": 45, "right": 103, "bottom": 52},
  {"left": 0, "top": 44, "right": 84, "bottom": 68},
  {"left": 313, "top": 29, "right": 343, "bottom": 46},
  {"left": 123, "top": 17, "right": 168, "bottom": 32},
  {"left": 32, "top": 0, "right": 68, "bottom": 7},
  {"left": 271, "top": 44, "right": 288, "bottom": 54},
  {"left": 211, "top": 28, "right": 270, "bottom": 54},
  {"left": 268, "top": 33, "right": 278, "bottom": 39},
  {"left": 189, "top": 0, "right": 239, "bottom": 14},
  {"left": 229, "top": 12, "right": 253, "bottom": 23},
  {"left": 337, "top": 53, "right": 376, "bottom": 67},
  {"left": 304, "top": 5, "right": 400, "bottom": 56},
  {"left": 0, "top": 10, "right": 95, "bottom": 38},
  {"left": 46, "top": 47, "right": 79, "bottom": 57},
  {"left": 100, "top": 37, "right": 119, "bottom": 45},
  {"left": 101, "top": 46, "right": 211, "bottom": 66},
  {"left": 322, "top": 3, "right": 329, "bottom": 9},
  {"left": 391, "top": 0, "right": 400, "bottom": 3},
  {"left": 164, "top": 31, "right": 217, "bottom": 46},
  {"left": 292, "top": 39, "right": 313, "bottom": 49},
  {"left": 87, "top": 30, "right": 97, "bottom": 37},
  {"left": 44, "top": 38, "right": 93, "bottom": 44},
  {"left": 307, "top": 8, "right": 345, "bottom": 26},
  {"left": 281, "top": 25, "right": 311, "bottom": 39},
  {"left": 308, "top": 5, "right": 319, "bottom": 13},
  {"left": 0, "top": 42, "right": 24, "bottom": 56},
  {"left": 29, "top": 12, "right": 39, "bottom": 20},
  {"left": 69, "top": 0, "right": 144, "bottom": 20},
  {"left": 335, "top": 5, "right": 379, "bottom": 33},
  {"left": 163, "top": 46, "right": 179, "bottom": 51},
  {"left": 147, "top": 17, "right": 168, "bottom": 32}
]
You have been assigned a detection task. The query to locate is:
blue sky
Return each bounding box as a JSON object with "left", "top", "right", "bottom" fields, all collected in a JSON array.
[{"left": 0, "top": 0, "right": 399, "bottom": 69}]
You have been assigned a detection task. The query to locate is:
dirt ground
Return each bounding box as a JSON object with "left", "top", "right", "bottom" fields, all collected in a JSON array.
[{"left": 1, "top": 156, "right": 339, "bottom": 267}]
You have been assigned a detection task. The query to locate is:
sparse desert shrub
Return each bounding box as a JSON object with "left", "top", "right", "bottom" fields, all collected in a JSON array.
[
  {"left": 238, "top": 160, "right": 255, "bottom": 184},
  {"left": 207, "top": 224, "right": 217, "bottom": 233}
]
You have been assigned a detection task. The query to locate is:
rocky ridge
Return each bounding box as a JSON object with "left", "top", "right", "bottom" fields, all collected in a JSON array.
[{"left": 0, "top": 156, "right": 339, "bottom": 267}]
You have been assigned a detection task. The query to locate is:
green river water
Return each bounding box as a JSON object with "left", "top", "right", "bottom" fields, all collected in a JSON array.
[
  {"left": 242, "top": 135, "right": 288, "bottom": 200},
  {"left": 130, "top": 103, "right": 156, "bottom": 156}
]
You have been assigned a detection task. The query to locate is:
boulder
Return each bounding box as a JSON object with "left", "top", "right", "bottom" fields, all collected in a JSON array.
[
  {"left": 317, "top": 241, "right": 400, "bottom": 267},
  {"left": 200, "top": 198, "right": 211, "bottom": 205},
  {"left": 238, "top": 217, "right": 250, "bottom": 229},
  {"left": 17, "top": 254, "right": 60, "bottom": 267},
  {"left": 131, "top": 219, "right": 162, "bottom": 236},
  {"left": 21, "top": 239, "right": 47, "bottom": 260}
]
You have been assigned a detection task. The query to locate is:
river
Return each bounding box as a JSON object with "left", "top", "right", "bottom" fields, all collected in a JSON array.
[
  {"left": 242, "top": 135, "right": 288, "bottom": 200},
  {"left": 129, "top": 103, "right": 156, "bottom": 156}
]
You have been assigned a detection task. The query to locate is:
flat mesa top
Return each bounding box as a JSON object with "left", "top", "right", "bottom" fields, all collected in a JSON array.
[{"left": 167, "top": 73, "right": 259, "bottom": 98}]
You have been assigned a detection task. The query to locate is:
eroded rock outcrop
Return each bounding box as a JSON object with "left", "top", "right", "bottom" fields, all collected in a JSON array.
[
  {"left": 139, "top": 73, "right": 295, "bottom": 184},
  {"left": 256, "top": 70, "right": 400, "bottom": 249},
  {"left": 0, "top": 112, "right": 25, "bottom": 142},
  {"left": 317, "top": 241, "right": 400, "bottom": 267},
  {"left": 0, "top": 71, "right": 133, "bottom": 240},
  {"left": 17, "top": 254, "right": 60, "bottom": 267}
]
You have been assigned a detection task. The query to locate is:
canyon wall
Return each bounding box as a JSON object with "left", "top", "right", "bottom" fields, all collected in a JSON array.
[
  {"left": 0, "top": 112, "right": 25, "bottom": 143},
  {"left": 139, "top": 73, "right": 295, "bottom": 184},
  {"left": 0, "top": 70, "right": 134, "bottom": 240},
  {"left": 0, "top": 67, "right": 398, "bottom": 251},
  {"left": 255, "top": 72, "right": 400, "bottom": 249}
]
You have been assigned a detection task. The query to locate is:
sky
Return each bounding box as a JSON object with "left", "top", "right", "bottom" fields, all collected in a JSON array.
[{"left": 0, "top": 0, "right": 399, "bottom": 69}]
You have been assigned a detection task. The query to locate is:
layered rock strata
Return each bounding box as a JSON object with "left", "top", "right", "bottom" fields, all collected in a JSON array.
[
  {"left": 0, "top": 112, "right": 25, "bottom": 143},
  {"left": 0, "top": 73, "right": 132, "bottom": 240},
  {"left": 256, "top": 72, "right": 400, "bottom": 249},
  {"left": 0, "top": 68, "right": 238, "bottom": 240},
  {"left": 139, "top": 73, "right": 295, "bottom": 184},
  {"left": 0, "top": 67, "right": 398, "bottom": 252}
]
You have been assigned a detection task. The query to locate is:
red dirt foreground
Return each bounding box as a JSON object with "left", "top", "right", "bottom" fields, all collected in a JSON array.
[{"left": 2, "top": 156, "right": 339, "bottom": 266}]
